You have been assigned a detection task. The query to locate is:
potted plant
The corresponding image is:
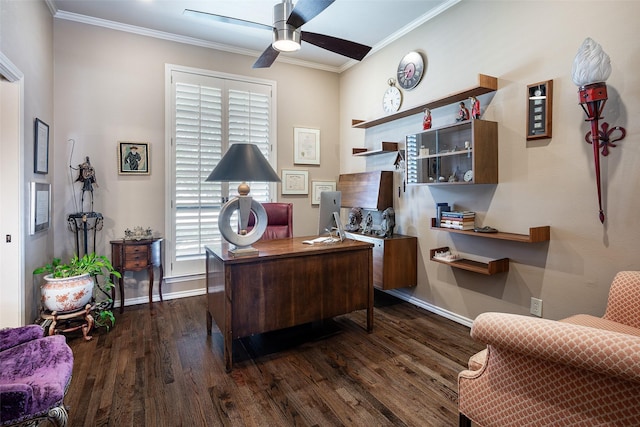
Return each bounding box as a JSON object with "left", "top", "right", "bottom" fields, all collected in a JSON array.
[{"left": 34, "top": 253, "right": 121, "bottom": 330}]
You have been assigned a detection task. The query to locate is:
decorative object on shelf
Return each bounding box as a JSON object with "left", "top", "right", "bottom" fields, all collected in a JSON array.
[
  {"left": 526, "top": 80, "right": 553, "bottom": 140},
  {"left": 29, "top": 182, "right": 50, "bottom": 235},
  {"left": 361, "top": 211, "right": 374, "bottom": 234},
  {"left": 311, "top": 180, "right": 336, "bottom": 205},
  {"left": 464, "top": 169, "right": 473, "bottom": 182},
  {"left": 281, "top": 169, "right": 309, "bottom": 195},
  {"left": 206, "top": 143, "right": 281, "bottom": 257},
  {"left": 293, "top": 127, "right": 320, "bottom": 165},
  {"left": 378, "top": 207, "right": 395, "bottom": 238},
  {"left": 456, "top": 101, "right": 470, "bottom": 122},
  {"left": 432, "top": 249, "right": 461, "bottom": 262},
  {"left": 470, "top": 96, "right": 481, "bottom": 119},
  {"left": 474, "top": 226, "right": 498, "bottom": 233},
  {"left": 345, "top": 207, "right": 362, "bottom": 232},
  {"left": 118, "top": 142, "right": 150, "bottom": 175},
  {"left": 436, "top": 203, "right": 450, "bottom": 225},
  {"left": 34, "top": 118, "right": 49, "bottom": 174},
  {"left": 423, "top": 108, "right": 432, "bottom": 130},
  {"left": 382, "top": 78, "right": 402, "bottom": 113},
  {"left": 572, "top": 37, "right": 626, "bottom": 224},
  {"left": 124, "top": 226, "right": 153, "bottom": 240},
  {"left": 396, "top": 51, "right": 425, "bottom": 90}
]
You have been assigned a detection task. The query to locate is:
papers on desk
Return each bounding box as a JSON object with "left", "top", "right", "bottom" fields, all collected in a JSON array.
[{"left": 302, "top": 237, "right": 340, "bottom": 245}]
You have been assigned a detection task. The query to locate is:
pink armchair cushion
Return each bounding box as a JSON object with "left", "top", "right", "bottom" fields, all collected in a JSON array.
[
  {"left": 603, "top": 271, "right": 640, "bottom": 328},
  {"left": 459, "top": 312, "right": 640, "bottom": 426},
  {"left": 247, "top": 202, "right": 293, "bottom": 240}
]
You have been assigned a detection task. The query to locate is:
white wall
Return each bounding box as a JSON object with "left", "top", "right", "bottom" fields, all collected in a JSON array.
[
  {"left": 53, "top": 20, "right": 341, "bottom": 304},
  {"left": 1, "top": 0, "right": 54, "bottom": 324},
  {"left": 340, "top": 0, "right": 640, "bottom": 322}
]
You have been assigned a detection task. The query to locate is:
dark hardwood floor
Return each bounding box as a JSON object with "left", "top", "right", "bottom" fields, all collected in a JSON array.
[{"left": 63, "top": 291, "right": 483, "bottom": 426}]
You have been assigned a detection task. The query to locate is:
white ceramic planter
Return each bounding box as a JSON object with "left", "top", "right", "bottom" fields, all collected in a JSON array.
[{"left": 41, "top": 273, "right": 94, "bottom": 313}]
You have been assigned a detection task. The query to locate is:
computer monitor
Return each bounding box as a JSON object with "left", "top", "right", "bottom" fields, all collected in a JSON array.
[{"left": 318, "top": 191, "right": 341, "bottom": 235}]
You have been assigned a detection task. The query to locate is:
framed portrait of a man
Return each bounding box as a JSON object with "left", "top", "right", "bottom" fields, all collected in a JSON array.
[{"left": 118, "top": 142, "right": 150, "bottom": 175}]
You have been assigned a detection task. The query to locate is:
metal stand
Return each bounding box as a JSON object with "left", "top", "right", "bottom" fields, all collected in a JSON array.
[{"left": 67, "top": 212, "right": 103, "bottom": 257}]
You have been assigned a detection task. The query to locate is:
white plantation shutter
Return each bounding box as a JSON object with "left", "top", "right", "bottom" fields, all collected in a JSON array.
[{"left": 169, "top": 69, "right": 275, "bottom": 276}]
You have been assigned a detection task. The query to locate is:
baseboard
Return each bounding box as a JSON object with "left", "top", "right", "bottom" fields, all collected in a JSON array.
[
  {"left": 113, "top": 287, "right": 206, "bottom": 309},
  {"left": 384, "top": 289, "right": 474, "bottom": 328},
  {"left": 114, "top": 284, "right": 474, "bottom": 329}
]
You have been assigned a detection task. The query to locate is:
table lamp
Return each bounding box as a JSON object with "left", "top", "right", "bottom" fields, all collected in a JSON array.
[{"left": 205, "top": 143, "right": 281, "bottom": 257}]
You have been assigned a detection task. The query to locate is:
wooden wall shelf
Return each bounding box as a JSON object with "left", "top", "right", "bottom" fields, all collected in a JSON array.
[
  {"left": 430, "top": 219, "right": 550, "bottom": 243},
  {"left": 352, "top": 74, "right": 497, "bottom": 129},
  {"left": 352, "top": 142, "right": 398, "bottom": 157},
  {"left": 430, "top": 247, "right": 509, "bottom": 275}
]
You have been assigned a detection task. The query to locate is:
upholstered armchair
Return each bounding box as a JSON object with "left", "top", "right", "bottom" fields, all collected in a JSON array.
[
  {"left": 247, "top": 202, "right": 293, "bottom": 240},
  {"left": 458, "top": 271, "right": 640, "bottom": 426},
  {"left": 0, "top": 325, "right": 74, "bottom": 426}
]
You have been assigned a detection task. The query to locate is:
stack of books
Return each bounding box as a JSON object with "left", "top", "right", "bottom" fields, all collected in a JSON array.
[{"left": 440, "top": 211, "right": 475, "bottom": 230}]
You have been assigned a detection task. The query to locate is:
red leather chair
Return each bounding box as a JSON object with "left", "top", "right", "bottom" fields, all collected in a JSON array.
[{"left": 247, "top": 202, "right": 293, "bottom": 240}]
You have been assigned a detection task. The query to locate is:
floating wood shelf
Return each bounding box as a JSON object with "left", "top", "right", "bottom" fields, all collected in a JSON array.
[
  {"left": 430, "top": 219, "right": 550, "bottom": 243},
  {"left": 352, "top": 142, "right": 398, "bottom": 157},
  {"left": 430, "top": 247, "right": 509, "bottom": 275},
  {"left": 352, "top": 74, "right": 497, "bottom": 129}
]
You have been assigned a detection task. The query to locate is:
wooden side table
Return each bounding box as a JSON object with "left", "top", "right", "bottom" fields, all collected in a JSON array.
[{"left": 110, "top": 238, "right": 163, "bottom": 313}]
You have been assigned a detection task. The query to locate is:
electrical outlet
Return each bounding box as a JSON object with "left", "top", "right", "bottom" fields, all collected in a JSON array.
[{"left": 530, "top": 297, "right": 543, "bottom": 317}]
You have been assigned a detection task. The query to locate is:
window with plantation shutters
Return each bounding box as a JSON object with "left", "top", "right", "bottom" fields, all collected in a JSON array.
[{"left": 167, "top": 67, "right": 276, "bottom": 277}]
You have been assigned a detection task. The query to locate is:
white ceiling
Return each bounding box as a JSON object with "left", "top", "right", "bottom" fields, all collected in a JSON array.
[{"left": 49, "top": 0, "right": 459, "bottom": 72}]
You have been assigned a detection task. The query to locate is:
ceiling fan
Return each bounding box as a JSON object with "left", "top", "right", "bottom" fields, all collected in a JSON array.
[{"left": 184, "top": 0, "right": 372, "bottom": 68}]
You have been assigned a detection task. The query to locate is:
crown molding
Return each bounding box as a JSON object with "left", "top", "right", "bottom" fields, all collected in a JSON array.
[
  {"left": 53, "top": 0, "right": 460, "bottom": 74},
  {"left": 53, "top": 10, "right": 341, "bottom": 73}
]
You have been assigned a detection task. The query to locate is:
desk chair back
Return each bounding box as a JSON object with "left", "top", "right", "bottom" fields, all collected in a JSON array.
[{"left": 247, "top": 202, "right": 293, "bottom": 240}]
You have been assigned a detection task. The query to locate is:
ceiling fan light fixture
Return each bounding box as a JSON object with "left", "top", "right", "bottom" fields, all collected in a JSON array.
[{"left": 272, "top": 28, "right": 301, "bottom": 52}]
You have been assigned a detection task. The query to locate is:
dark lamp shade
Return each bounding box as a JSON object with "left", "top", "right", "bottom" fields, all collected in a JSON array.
[{"left": 205, "top": 143, "right": 281, "bottom": 183}]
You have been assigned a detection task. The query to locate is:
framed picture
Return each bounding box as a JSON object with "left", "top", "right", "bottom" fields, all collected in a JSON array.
[
  {"left": 30, "top": 182, "right": 51, "bottom": 234},
  {"left": 281, "top": 169, "right": 309, "bottom": 195},
  {"left": 118, "top": 142, "right": 150, "bottom": 175},
  {"left": 311, "top": 180, "right": 336, "bottom": 205},
  {"left": 293, "top": 127, "right": 320, "bottom": 165},
  {"left": 526, "top": 80, "right": 553, "bottom": 140},
  {"left": 34, "top": 118, "right": 49, "bottom": 174}
]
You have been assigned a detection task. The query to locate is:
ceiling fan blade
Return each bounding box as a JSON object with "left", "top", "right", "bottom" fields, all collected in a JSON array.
[
  {"left": 253, "top": 45, "right": 280, "bottom": 68},
  {"left": 301, "top": 32, "right": 371, "bottom": 61},
  {"left": 183, "top": 9, "right": 273, "bottom": 32},
  {"left": 287, "top": 0, "right": 335, "bottom": 29}
]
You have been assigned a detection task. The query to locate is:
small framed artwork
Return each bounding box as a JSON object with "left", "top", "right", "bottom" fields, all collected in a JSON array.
[
  {"left": 34, "top": 118, "right": 49, "bottom": 174},
  {"left": 118, "top": 142, "right": 150, "bottom": 175},
  {"left": 30, "top": 182, "right": 51, "bottom": 234},
  {"left": 281, "top": 169, "right": 309, "bottom": 195},
  {"left": 526, "top": 80, "right": 553, "bottom": 140},
  {"left": 293, "top": 127, "right": 320, "bottom": 165},
  {"left": 311, "top": 181, "right": 336, "bottom": 205}
]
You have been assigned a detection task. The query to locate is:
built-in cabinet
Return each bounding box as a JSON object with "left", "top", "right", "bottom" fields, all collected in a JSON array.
[
  {"left": 405, "top": 119, "right": 497, "bottom": 185},
  {"left": 346, "top": 232, "right": 417, "bottom": 289}
]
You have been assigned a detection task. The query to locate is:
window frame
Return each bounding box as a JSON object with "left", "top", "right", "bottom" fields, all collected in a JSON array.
[{"left": 164, "top": 64, "right": 278, "bottom": 279}]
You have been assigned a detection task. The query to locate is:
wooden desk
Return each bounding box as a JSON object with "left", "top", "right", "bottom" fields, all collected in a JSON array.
[
  {"left": 110, "top": 238, "right": 163, "bottom": 313},
  {"left": 206, "top": 237, "right": 374, "bottom": 372}
]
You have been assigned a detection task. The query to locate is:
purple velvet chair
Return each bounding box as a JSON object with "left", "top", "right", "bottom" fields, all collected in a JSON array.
[{"left": 0, "top": 325, "right": 73, "bottom": 427}]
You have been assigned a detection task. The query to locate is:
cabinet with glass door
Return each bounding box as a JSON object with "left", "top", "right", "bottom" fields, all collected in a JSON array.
[{"left": 405, "top": 119, "right": 498, "bottom": 185}]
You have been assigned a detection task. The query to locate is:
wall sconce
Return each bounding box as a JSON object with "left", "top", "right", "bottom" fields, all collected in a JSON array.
[{"left": 572, "top": 38, "right": 626, "bottom": 223}]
